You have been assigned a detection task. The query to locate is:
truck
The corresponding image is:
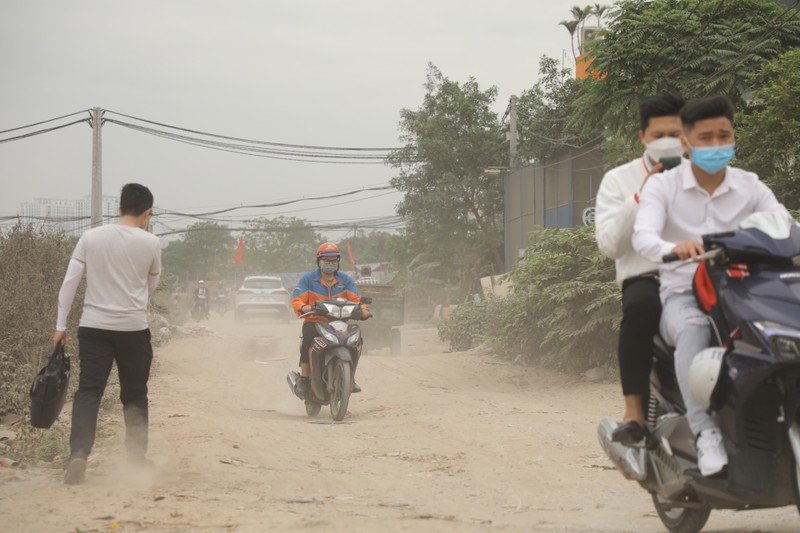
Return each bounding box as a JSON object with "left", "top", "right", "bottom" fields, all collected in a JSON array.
[{"left": 356, "top": 283, "right": 404, "bottom": 355}]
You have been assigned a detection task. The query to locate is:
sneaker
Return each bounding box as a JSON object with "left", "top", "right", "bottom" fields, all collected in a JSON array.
[
  {"left": 64, "top": 458, "right": 87, "bottom": 485},
  {"left": 352, "top": 382, "right": 362, "bottom": 394},
  {"left": 696, "top": 428, "right": 728, "bottom": 476}
]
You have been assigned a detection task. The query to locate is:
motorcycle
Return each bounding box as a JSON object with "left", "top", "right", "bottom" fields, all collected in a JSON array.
[
  {"left": 214, "top": 291, "right": 230, "bottom": 316},
  {"left": 191, "top": 294, "right": 209, "bottom": 321},
  {"left": 286, "top": 297, "right": 370, "bottom": 421},
  {"left": 598, "top": 212, "right": 800, "bottom": 533}
]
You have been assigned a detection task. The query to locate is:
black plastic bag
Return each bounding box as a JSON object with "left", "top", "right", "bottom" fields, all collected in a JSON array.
[{"left": 29, "top": 344, "right": 71, "bottom": 429}]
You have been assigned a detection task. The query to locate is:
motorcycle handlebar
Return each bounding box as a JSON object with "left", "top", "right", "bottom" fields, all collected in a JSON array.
[{"left": 662, "top": 253, "right": 679, "bottom": 263}]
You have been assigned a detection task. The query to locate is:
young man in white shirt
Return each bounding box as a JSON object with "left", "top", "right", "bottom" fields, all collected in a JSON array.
[
  {"left": 595, "top": 93, "right": 685, "bottom": 446},
  {"left": 53, "top": 183, "right": 161, "bottom": 485},
  {"left": 632, "top": 96, "right": 788, "bottom": 476}
]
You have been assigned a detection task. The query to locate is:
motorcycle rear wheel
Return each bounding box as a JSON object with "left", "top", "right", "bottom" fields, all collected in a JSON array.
[
  {"left": 305, "top": 400, "right": 322, "bottom": 417},
  {"left": 651, "top": 494, "right": 711, "bottom": 533},
  {"left": 330, "top": 359, "right": 351, "bottom": 421}
]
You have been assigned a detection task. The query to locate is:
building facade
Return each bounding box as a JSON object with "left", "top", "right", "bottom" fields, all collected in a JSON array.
[
  {"left": 18, "top": 195, "right": 120, "bottom": 237},
  {"left": 503, "top": 142, "right": 605, "bottom": 271}
]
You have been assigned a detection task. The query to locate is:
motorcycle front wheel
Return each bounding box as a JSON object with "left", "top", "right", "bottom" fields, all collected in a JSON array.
[
  {"left": 329, "top": 359, "right": 351, "bottom": 422},
  {"left": 651, "top": 494, "right": 711, "bottom": 533}
]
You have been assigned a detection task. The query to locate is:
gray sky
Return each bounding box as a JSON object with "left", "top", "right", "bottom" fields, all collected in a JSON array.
[{"left": 0, "top": 0, "right": 588, "bottom": 238}]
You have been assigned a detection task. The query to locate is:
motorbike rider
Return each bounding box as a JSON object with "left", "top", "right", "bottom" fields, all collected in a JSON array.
[
  {"left": 595, "top": 92, "right": 685, "bottom": 446},
  {"left": 291, "top": 242, "right": 370, "bottom": 396},
  {"left": 355, "top": 265, "right": 379, "bottom": 285},
  {"left": 193, "top": 280, "right": 210, "bottom": 319},
  {"left": 632, "top": 95, "right": 789, "bottom": 476}
]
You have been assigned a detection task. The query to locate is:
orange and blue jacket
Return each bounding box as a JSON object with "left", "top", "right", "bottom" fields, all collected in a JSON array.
[{"left": 292, "top": 270, "right": 364, "bottom": 323}]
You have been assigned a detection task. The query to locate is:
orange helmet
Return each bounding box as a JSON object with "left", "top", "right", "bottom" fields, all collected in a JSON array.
[{"left": 316, "top": 242, "right": 340, "bottom": 259}]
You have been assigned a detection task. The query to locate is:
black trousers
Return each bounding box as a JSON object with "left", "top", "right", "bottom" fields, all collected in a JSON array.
[
  {"left": 618, "top": 276, "right": 661, "bottom": 396},
  {"left": 70, "top": 327, "right": 153, "bottom": 461}
]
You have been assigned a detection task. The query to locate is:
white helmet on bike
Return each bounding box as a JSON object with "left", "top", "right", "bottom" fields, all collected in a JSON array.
[{"left": 688, "top": 347, "right": 726, "bottom": 407}]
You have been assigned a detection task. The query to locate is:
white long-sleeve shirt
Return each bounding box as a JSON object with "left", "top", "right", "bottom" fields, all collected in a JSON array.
[
  {"left": 632, "top": 163, "right": 787, "bottom": 301},
  {"left": 595, "top": 155, "right": 662, "bottom": 287}
]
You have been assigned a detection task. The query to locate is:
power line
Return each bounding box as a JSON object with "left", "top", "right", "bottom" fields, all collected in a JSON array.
[
  {"left": 0, "top": 118, "right": 89, "bottom": 144},
  {"left": 0, "top": 109, "right": 90, "bottom": 135},
  {"left": 104, "top": 109, "right": 401, "bottom": 152}
]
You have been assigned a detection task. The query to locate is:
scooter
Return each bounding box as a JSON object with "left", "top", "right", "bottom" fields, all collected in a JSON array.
[
  {"left": 286, "top": 297, "right": 370, "bottom": 421},
  {"left": 598, "top": 212, "right": 800, "bottom": 533}
]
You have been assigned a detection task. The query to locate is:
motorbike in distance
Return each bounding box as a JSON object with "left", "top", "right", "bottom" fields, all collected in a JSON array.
[
  {"left": 598, "top": 212, "right": 800, "bottom": 533},
  {"left": 191, "top": 294, "right": 209, "bottom": 321},
  {"left": 286, "top": 297, "right": 371, "bottom": 421}
]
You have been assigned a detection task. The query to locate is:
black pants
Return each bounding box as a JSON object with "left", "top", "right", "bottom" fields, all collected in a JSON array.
[
  {"left": 619, "top": 276, "right": 661, "bottom": 396},
  {"left": 70, "top": 327, "right": 153, "bottom": 461}
]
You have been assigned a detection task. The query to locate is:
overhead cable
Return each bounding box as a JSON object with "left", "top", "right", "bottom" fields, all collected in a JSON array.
[
  {"left": 0, "top": 119, "right": 89, "bottom": 144},
  {"left": 0, "top": 109, "right": 90, "bottom": 135}
]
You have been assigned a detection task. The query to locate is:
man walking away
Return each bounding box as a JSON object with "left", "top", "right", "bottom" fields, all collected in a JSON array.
[{"left": 53, "top": 183, "right": 161, "bottom": 485}]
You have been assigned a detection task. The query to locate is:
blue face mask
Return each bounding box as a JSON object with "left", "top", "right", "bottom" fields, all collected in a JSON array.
[{"left": 690, "top": 143, "right": 735, "bottom": 174}]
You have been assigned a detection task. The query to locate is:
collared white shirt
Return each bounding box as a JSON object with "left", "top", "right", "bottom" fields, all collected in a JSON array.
[
  {"left": 594, "top": 155, "right": 662, "bottom": 287},
  {"left": 632, "top": 163, "right": 787, "bottom": 301}
]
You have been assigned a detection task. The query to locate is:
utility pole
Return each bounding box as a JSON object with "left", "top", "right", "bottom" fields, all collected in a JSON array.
[
  {"left": 90, "top": 107, "right": 104, "bottom": 228},
  {"left": 509, "top": 95, "right": 519, "bottom": 170}
]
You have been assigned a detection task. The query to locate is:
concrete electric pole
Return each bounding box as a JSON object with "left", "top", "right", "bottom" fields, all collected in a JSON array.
[
  {"left": 509, "top": 95, "right": 519, "bottom": 170},
  {"left": 90, "top": 107, "right": 104, "bottom": 228}
]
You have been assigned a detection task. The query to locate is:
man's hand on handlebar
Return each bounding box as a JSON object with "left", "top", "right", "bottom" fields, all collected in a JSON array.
[{"left": 670, "top": 239, "right": 705, "bottom": 261}]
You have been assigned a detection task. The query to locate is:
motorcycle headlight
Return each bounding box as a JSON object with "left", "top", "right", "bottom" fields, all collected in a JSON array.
[
  {"left": 753, "top": 321, "right": 800, "bottom": 361},
  {"left": 320, "top": 329, "right": 338, "bottom": 344},
  {"left": 346, "top": 330, "right": 361, "bottom": 345},
  {"left": 323, "top": 303, "right": 340, "bottom": 318},
  {"left": 340, "top": 305, "right": 355, "bottom": 319}
]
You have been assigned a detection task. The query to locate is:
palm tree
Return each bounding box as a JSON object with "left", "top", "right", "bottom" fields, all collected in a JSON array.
[
  {"left": 591, "top": 3, "right": 608, "bottom": 27},
  {"left": 569, "top": 5, "right": 592, "bottom": 56},
  {"left": 559, "top": 19, "right": 580, "bottom": 62}
]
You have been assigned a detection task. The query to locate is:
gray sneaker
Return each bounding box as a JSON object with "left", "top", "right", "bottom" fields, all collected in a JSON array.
[{"left": 64, "top": 458, "right": 87, "bottom": 485}]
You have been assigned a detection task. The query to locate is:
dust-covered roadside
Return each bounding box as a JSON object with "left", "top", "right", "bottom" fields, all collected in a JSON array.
[{"left": 1, "top": 316, "right": 798, "bottom": 532}]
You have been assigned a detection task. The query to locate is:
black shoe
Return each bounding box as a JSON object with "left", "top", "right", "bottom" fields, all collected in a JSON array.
[
  {"left": 64, "top": 457, "right": 87, "bottom": 485},
  {"left": 611, "top": 420, "right": 648, "bottom": 447},
  {"left": 352, "top": 382, "right": 362, "bottom": 394}
]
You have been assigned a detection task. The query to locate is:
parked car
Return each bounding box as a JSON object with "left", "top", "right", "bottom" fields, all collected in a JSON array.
[{"left": 234, "top": 276, "right": 292, "bottom": 323}]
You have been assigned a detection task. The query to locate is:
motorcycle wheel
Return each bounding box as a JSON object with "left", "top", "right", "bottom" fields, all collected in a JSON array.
[
  {"left": 651, "top": 494, "right": 710, "bottom": 533},
  {"left": 329, "top": 359, "right": 351, "bottom": 422},
  {"left": 305, "top": 400, "right": 322, "bottom": 417}
]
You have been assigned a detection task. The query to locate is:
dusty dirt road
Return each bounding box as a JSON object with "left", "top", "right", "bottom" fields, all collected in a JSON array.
[{"left": 1, "top": 314, "right": 799, "bottom": 532}]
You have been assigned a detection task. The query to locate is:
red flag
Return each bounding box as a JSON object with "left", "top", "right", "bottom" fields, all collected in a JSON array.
[
  {"left": 346, "top": 241, "right": 356, "bottom": 268},
  {"left": 234, "top": 238, "right": 244, "bottom": 266}
]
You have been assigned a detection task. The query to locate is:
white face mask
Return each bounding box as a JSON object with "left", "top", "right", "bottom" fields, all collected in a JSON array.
[{"left": 645, "top": 136, "right": 684, "bottom": 163}]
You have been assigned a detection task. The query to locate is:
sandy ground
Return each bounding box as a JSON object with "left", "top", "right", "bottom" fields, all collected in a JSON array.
[{"left": 1, "top": 314, "right": 798, "bottom": 533}]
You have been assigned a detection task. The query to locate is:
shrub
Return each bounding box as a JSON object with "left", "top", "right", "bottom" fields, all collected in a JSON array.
[{"left": 438, "top": 225, "right": 621, "bottom": 374}]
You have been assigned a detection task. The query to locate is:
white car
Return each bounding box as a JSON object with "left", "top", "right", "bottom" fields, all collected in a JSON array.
[{"left": 234, "top": 276, "right": 293, "bottom": 323}]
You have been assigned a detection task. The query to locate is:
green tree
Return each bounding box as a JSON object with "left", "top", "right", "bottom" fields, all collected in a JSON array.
[
  {"left": 388, "top": 64, "right": 506, "bottom": 296},
  {"left": 516, "top": 56, "right": 599, "bottom": 162},
  {"left": 161, "top": 221, "right": 234, "bottom": 283},
  {"left": 573, "top": 0, "right": 800, "bottom": 160},
  {"left": 341, "top": 230, "right": 394, "bottom": 268},
  {"left": 243, "top": 216, "right": 322, "bottom": 273},
  {"left": 737, "top": 48, "right": 800, "bottom": 209}
]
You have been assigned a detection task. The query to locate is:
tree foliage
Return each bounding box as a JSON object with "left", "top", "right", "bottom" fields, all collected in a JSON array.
[
  {"left": 388, "top": 64, "right": 506, "bottom": 297},
  {"left": 516, "top": 56, "right": 600, "bottom": 163},
  {"left": 161, "top": 221, "right": 234, "bottom": 283},
  {"left": 736, "top": 48, "right": 800, "bottom": 209},
  {"left": 243, "top": 216, "right": 322, "bottom": 273},
  {"left": 573, "top": 0, "right": 800, "bottom": 160}
]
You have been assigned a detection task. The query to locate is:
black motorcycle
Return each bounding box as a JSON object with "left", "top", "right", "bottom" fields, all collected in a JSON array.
[
  {"left": 599, "top": 212, "right": 800, "bottom": 533},
  {"left": 286, "top": 297, "right": 370, "bottom": 421}
]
